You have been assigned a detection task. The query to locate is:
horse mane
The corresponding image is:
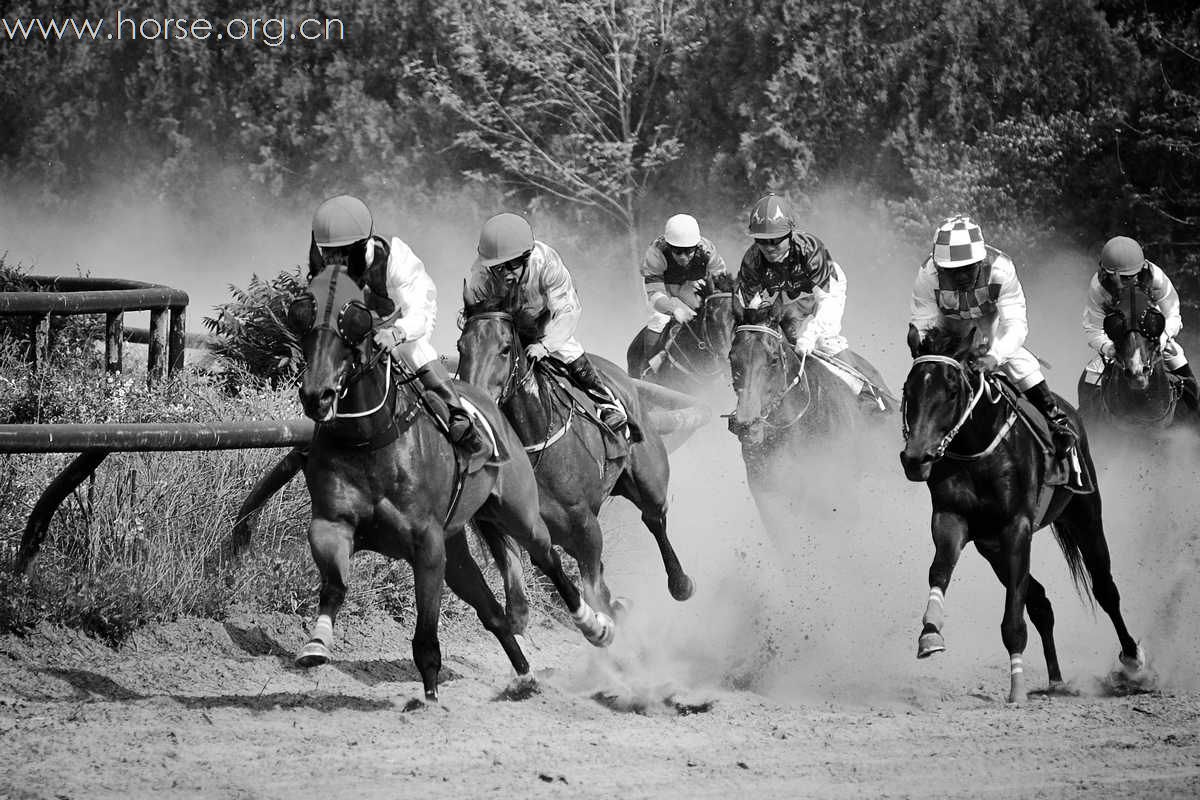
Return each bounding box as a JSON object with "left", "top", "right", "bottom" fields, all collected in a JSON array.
[{"left": 708, "top": 272, "right": 735, "bottom": 294}]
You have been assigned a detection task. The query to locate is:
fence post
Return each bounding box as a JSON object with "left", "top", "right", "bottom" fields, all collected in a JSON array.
[
  {"left": 105, "top": 311, "right": 124, "bottom": 373},
  {"left": 168, "top": 305, "right": 186, "bottom": 378},
  {"left": 148, "top": 307, "right": 168, "bottom": 386},
  {"left": 32, "top": 312, "right": 51, "bottom": 373}
]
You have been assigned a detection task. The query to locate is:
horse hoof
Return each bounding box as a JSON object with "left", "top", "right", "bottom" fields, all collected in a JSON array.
[
  {"left": 586, "top": 612, "right": 616, "bottom": 648},
  {"left": 669, "top": 574, "right": 696, "bottom": 602},
  {"left": 294, "top": 640, "right": 330, "bottom": 668},
  {"left": 916, "top": 631, "right": 946, "bottom": 659}
]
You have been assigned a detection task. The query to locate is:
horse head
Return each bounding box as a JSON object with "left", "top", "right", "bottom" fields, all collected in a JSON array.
[
  {"left": 899, "top": 324, "right": 988, "bottom": 481},
  {"left": 727, "top": 291, "right": 798, "bottom": 444},
  {"left": 289, "top": 264, "right": 379, "bottom": 422},
  {"left": 696, "top": 272, "right": 736, "bottom": 364},
  {"left": 1103, "top": 286, "right": 1165, "bottom": 392},
  {"left": 458, "top": 296, "right": 526, "bottom": 405}
]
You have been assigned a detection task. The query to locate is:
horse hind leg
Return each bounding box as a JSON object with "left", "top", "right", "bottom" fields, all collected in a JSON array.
[
  {"left": 616, "top": 448, "right": 695, "bottom": 601},
  {"left": 445, "top": 528, "right": 529, "bottom": 677},
  {"left": 296, "top": 517, "right": 354, "bottom": 668},
  {"left": 1054, "top": 497, "right": 1150, "bottom": 682}
]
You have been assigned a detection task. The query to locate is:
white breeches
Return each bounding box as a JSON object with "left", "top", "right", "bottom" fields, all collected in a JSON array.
[
  {"left": 551, "top": 337, "right": 585, "bottom": 363},
  {"left": 390, "top": 336, "right": 438, "bottom": 370},
  {"left": 1000, "top": 347, "right": 1043, "bottom": 391}
]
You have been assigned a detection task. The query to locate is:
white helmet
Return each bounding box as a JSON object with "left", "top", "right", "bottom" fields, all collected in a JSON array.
[
  {"left": 932, "top": 215, "right": 986, "bottom": 268},
  {"left": 664, "top": 214, "right": 701, "bottom": 248}
]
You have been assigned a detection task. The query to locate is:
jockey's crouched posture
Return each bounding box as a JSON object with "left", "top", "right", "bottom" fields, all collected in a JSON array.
[
  {"left": 464, "top": 212, "right": 629, "bottom": 433},
  {"left": 629, "top": 213, "right": 729, "bottom": 377},
  {"left": 737, "top": 192, "right": 892, "bottom": 408},
  {"left": 1082, "top": 235, "right": 1199, "bottom": 412},
  {"left": 310, "top": 195, "right": 489, "bottom": 460},
  {"left": 910, "top": 215, "right": 1076, "bottom": 456}
]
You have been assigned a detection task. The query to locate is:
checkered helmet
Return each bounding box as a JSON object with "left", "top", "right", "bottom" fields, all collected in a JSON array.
[{"left": 932, "top": 215, "right": 986, "bottom": 268}]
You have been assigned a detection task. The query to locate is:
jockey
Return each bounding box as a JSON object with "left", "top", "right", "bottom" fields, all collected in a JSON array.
[
  {"left": 737, "top": 192, "right": 891, "bottom": 405},
  {"left": 463, "top": 212, "right": 628, "bottom": 432},
  {"left": 309, "top": 195, "right": 488, "bottom": 460},
  {"left": 1082, "top": 235, "right": 1198, "bottom": 409},
  {"left": 629, "top": 213, "right": 729, "bottom": 376},
  {"left": 910, "top": 215, "right": 1077, "bottom": 456}
]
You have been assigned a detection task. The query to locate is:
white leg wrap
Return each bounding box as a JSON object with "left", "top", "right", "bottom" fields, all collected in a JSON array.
[
  {"left": 311, "top": 614, "right": 333, "bottom": 646},
  {"left": 1009, "top": 653, "right": 1024, "bottom": 674},
  {"left": 923, "top": 587, "right": 945, "bottom": 628}
]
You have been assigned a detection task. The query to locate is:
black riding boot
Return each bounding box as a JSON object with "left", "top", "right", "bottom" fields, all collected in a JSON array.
[
  {"left": 1024, "top": 381, "right": 1077, "bottom": 457},
  {"left": 1170, "top": 363, "right": 1200, "bottom": 413},
  {"left": 567, "top": 354, "right": 628, "bottom": 430},
  {"left": 416, "top": 361, "right": 489, "bottom": 459}
]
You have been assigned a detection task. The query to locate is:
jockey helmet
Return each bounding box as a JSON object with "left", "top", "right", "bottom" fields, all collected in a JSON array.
[
  {"left": 748, "top": 193, "right": 795, "bottom": 239},
  {"left": 312, "top": 195, "right": 373, "bottom": 248},
  {"left": 664, "top": 214, "right": 701, "bottom": 248},
  {"left": 1099, "top": 236, "right": 1145, "bottom": 276},
  {"left": 932, "top": 215, "right": 986, "bottom": 268},
  {"left": 478, "top": 213, "right": 534, "bottom": 267}
]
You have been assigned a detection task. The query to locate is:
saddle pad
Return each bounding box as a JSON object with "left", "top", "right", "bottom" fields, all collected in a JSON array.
[
  {"left": 545, "top": 372, "right": 631, "bottom": 461},
  {"left": 458, "top": 396, "right": 509, "bottom": 466},
  {"left": 815, "top": 356, "right": 865, "bottom": 395},
  {"left": 1003, "top": 387, "right": 1094, "bottom": 495}
]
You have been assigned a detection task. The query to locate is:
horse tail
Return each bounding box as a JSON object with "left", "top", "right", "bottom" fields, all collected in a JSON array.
[{"left": 1048, "top": 516, "right": 1096, "bottom": 608}]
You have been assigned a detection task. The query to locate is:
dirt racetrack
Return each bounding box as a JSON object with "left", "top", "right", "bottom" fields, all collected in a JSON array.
[{"left": 3, "top": 423, "right": 1200, "bottom": 799}]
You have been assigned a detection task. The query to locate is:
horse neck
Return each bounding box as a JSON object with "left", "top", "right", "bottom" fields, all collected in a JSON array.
[
  {"left": 501, "top": 358, "right": 558, "bottom": 439},
  {"left": 950, "top": 375, "right": 1013, "bottom": 454}
]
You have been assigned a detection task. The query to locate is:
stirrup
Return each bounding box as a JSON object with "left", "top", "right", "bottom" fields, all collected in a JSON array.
[{"left": 599, "top": 405, "right": 628, "bottom": 430}]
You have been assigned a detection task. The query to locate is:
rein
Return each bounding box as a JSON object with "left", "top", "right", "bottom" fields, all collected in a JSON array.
[{"left": 904, "top": 355, "right": 1017, "bottom": 461}]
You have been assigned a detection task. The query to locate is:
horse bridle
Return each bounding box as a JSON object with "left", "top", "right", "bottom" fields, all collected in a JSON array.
[
  {"left": 731, "top": 323, "right": 810, "bottom": 429},
  {"left": 903, "top": 355, "right": 1014, "bottom": 460},
  {"left": 660, "top": 292, "right": 732, "bottom": 377}
]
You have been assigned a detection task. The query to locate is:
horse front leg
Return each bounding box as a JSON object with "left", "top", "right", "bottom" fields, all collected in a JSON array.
[
  {"left": 411, "top": 524, "right": 447, "bottom": 702},
  {"left": 918, "top": 510, "right": 968, "bottom": 659},
  {"left": 999, "top": 516, "right": 1034, "bottom": 704},
  {"left": 296, "top": 516, "right": 354, "bottom": 667}
]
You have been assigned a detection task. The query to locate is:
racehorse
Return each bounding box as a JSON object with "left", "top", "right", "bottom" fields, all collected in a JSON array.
[
  {"left": 458, "top": 302, "right": 696, "bottom": 623},
  {"left": 726, "top": 293, "right": 880, "bottom": 506},
  {"left": 625, "top": 272, "right": 736, "bottom": 397},
  {"left": 288, "top": 264, "right": 614, "bottom": 702},
  {"left": 901, "top": 324, "right": 1148, "bottom": 703},
  {"left": 1077, "top": 284, "right": 1198, "bottom": 436}
]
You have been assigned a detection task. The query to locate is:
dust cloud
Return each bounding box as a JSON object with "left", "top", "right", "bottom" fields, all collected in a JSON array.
[{"left": 2, "top": 185, "right": 1195, "bottom": 706}]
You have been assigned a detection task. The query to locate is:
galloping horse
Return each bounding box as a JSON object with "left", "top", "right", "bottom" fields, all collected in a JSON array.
[
  {"left": 901, "top": 324, "right": 1147, "bottom": 703},
  {"left": 625, "top": 273, "right": 736, "bottom": 396},
  {"left": 288, "top": 264, "right": 614, "bottom": 702},
  {"left": 726, "top": 293, "right": 881, "bottom": 505},
  {"left": 458, "top": 302, "right": 695, "bottom": 623},
  {"left": 1077, "top": 284, "right": 1198, "bottom": 436}
]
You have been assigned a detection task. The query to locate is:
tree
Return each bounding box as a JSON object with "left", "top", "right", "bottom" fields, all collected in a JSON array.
[{"left": 428, "top": 0, "right": 698, "bottom": 257}]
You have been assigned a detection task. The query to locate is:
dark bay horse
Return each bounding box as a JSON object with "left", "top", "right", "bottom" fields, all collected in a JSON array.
[
  {"left": 625, "top": 273, "right": 736, "bottom": 397},
  {"left": 289, "top": 265, "right": 614, "bottom": 702},
  {"left": 726, "top": 294, "right": 882, "bottom": 508},
  {"left": 458, "top": 305, "right": 695, "bottom": 626},
  {"left": 901, "top": 324, "right": 1148, "bottom": 703},
  {"left": 1077, "top": 285, "right": 1198, "bottom": 436}
]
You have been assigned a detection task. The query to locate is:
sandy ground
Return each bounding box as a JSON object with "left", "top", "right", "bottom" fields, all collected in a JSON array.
[{"left": 3, "top": 421, "right": 1199, "bottom": 800}]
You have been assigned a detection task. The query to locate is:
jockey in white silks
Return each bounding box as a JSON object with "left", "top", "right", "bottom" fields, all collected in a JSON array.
[
  {"left": 308, "top": 194, "right": 488, "bottom": 459},
  {"left": 909, "top": 214, "right": 1077, "bottom": 456},
  {"left": 462, "top": 212, "right": 627, "bottom": 432}
]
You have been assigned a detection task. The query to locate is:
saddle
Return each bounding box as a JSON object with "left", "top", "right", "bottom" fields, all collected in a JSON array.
[
  {"left": 991, "top": 376, "right": 1094, "bottom": 498},
  {"left": 413, "top": 375, "right": 509, "bottom": 474},
  {"left": 537, "top": 360, "right": 641, "bottom": 460}
]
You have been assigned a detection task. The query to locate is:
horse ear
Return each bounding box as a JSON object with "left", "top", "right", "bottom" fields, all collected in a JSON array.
[{"left": 907, "top": 324, "right": 923, "bottom": 357}]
